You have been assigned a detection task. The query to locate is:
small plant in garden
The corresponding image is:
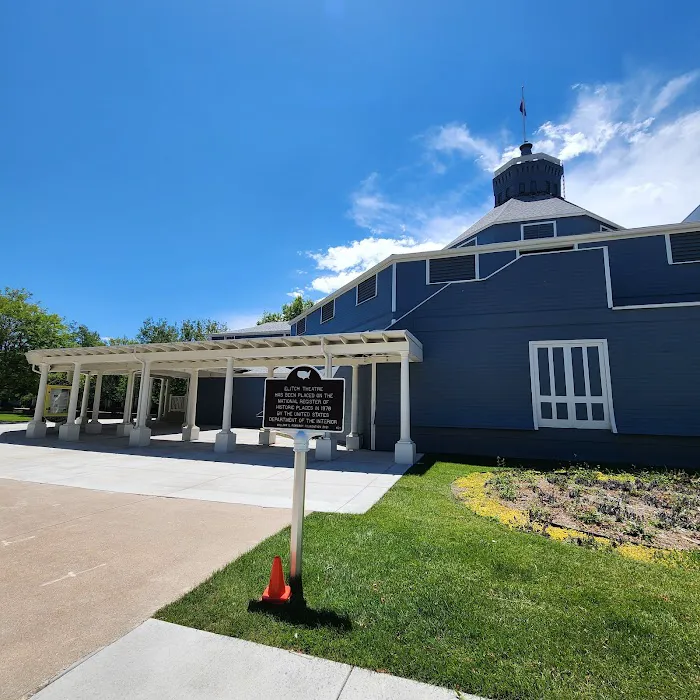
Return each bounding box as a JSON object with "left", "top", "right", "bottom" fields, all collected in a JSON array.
[{"left": 487, "top": 471, "right": 517, "bottom": 501}]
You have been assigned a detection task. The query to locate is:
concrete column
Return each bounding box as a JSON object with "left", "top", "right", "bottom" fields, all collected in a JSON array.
[
  {"left": 77, "top": 373, "right": 91, "bottom": 426},
  {"left": 258, "top": 366, "right": 277, "bottom": 446},
  {"left": 85, "top": 372, "right": 103, "bottom": 434},
  {"left": 316, "top": 354, "right": 337, "bottom": 460},
  {"left": 346, "top": 364, "right": 362, "bottom": 451},
  {"left": 129, "top": 362, "right": 152, "bottom": 447},
  {"left": 182, "top": 368, "right": 200, "bottom": 441},
  {"left": 162, "top": 379, "right": 170, "bottom": 421},
  {"left": 116, "top": 371, "right": 136, "bottom": 436},
  {"left": 214, "top": 358, "right": 236, "bottom": 453},
  {"left": 27, "top": 363, "right": 49, "bottom": 438},
  {"left": 182, "top": 377, "right": 189, "bottom": 427},
  {"left": 157, "top": 379, "right": 165, "bottom": 421},
  {"left": 394, "top": 351, "right": 416, "bottom": 465},
  {"left": 146, "top": 377, "right": 155, "bottom": 424},
  {"left": 59, "top": 362, "right": 82, "bottom": 441}
]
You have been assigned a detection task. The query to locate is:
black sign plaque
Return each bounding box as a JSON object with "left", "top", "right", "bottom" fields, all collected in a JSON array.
[{"left": 263, "top": 365, "right": 345, "bottom": 433}]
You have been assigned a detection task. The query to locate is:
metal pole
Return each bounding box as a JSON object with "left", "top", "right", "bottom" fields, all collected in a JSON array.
[{"left": 289, "top": 430, "right": 310, "bottom": 602}]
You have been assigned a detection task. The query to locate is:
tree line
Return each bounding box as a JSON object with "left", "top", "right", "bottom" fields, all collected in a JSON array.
[{"left": 0, "top": 287, "right": 312, "bottom": 410}]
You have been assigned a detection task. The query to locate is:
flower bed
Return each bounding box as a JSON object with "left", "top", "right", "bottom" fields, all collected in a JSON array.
[{"left": 453, "top": 465, "right": 700, "bottom": 564}]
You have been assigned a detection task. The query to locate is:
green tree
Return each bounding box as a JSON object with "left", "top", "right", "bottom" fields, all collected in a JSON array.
[
  {"left": 0, "top": 288, "right": 72, "bottom": 405},
  {"left": 180, "top": 318, "right": 228, "bottom": 341},
  {"left": 258, "top": 295, "right": 314, "bottom": 325},
  {"left": 68, "top": 322, "right": 104, "bottom": 348}
]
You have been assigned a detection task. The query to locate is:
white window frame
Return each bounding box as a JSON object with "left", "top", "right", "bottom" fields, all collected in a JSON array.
[
  {"left": 521, "top": 220, "right": 557, "bottom": 240},
  {"left": 356, "top": 274, "right": 378, "bottom": 306},
  {"left": 320, "top": 299, "right": 335, "bottom": 324},
  {"left": 665, "top": 232, "right": 700, "bottom": 265},
  {"left": 529, "top": 339, "right": 616, "bottom": 432},
  {"left": 426, "top": 254, "right": 479, "bottom": 285}
]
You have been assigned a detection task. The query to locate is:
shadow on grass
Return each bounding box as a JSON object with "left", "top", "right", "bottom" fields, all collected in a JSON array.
[{"left": 247, "top": 600, "right": 352, "bottom": 632}]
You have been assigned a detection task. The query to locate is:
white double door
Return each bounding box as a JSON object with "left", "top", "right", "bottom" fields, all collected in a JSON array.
[{"left": 530, "top": 340, "right": 613, "bottom": 430}]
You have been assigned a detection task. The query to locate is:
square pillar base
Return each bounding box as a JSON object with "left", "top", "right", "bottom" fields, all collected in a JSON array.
[
  {"left": 258, "top": 429, "right": 276, "bottom": 446},
  {"left": 85, "top": 421, "right": 103, "bottom": 435},
  {"left": 58, "top": 423, "right": 81, "bottom": 442},
  {"left": 115, "top": 423, "right": 133, "bottom": 437},
  {"left": 394, "top": 440, "right": 416, "bottom": 465},
  {"left": 315, "top": 436, "right": 337, "bottom": 461},
  {"left": 26, "top": 421, "right": 47, "bottom": 439},
  {"left": 346, "top": 433, "right": 362, "bottom": 451},
  {"left": 129, "top": 426, "right": 152, "bottom": 447},
  {"left": 182, "top": 425, "right": 200, "bottom": 442},
  {"left": 214, "top": 431, "right": 237, "bottom": 453}
]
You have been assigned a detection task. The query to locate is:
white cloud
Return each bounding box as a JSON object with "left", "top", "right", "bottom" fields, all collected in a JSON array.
[
  {"left": 306, "top": 174, "right": 488, "bottom": 294},
  {"left": 425, "top": 124, "right": 502, "bottom": 172},
  {"left": 302, "top": 71, "right": 700, "bottom": 295}
]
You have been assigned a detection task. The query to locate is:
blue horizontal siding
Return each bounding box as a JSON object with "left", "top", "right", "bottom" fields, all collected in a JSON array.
[
  {"left": 579, "top": 235, "right": 700, "bottom": 305},
  {"left": 300, "top": 266, "right": 393, "bottom": 335},
  {"left": 373, "top": 248, "right": 700, "bottom": 446}
]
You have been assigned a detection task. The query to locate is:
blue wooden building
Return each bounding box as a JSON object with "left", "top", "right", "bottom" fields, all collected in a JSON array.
[{"left": 275, "top": 142, "right": 700, "bottom": 467}]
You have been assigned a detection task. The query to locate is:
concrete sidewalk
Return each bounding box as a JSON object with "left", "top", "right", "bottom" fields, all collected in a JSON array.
[{"left": 32, "top": 619, "right": 486, "bottom": 700}]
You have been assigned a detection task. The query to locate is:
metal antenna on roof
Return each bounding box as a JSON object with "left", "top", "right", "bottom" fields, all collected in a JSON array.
[{"left": 520, "top": 86, "right": 527, "bottom": 144}]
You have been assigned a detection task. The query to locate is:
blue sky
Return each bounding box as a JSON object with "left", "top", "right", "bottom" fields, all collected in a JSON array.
[{"left": 2, "top": 1, "right": 699, "bottom": 338}]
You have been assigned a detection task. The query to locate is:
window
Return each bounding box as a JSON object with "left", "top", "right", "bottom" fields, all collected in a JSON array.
[
  {"left": 296, "top": 317, "right": 306, "bottom": 335},
  {"left": 356, "top": 275, "right": 377, "bottom": 305},
  {"left": 506, "top": 186, "right": 512, "bottom": 198},
  {"left": 497, "top": 193, "right": 503, "bottom": 205},
  {"left": 210, "top": 335, "right": 225, "bottom": 340},
  {"left": 668, "top": 231, "right": 700, "bottom": 263},
  {"left": 600, "top": 225, "right": 612, "bottom": 232},
  {"left": 529, "top": 340, "right": 614, "bottom": 430},
  {"left": 428, "top": 254, "right": 477, "bottom": 284},
  {"left": 530, "top": 179, "right": 537, "bottom": 193},
  {"left": 320, "top": 300, "right": 335, "bottom": 324},
  {"left": 460, "top": 237, "right": 477, "bottom": 247},
  {"left": 519, "top": 182, "right": 526, "bottom": 194},
  {"left": 521, "top": 221, "right": 556, "bottom": 239},
  {"left": 545, "top": 180, "right": 551, "bottom": 193}
]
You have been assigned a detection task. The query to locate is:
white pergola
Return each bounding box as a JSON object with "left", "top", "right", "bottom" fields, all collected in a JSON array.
[{"left": 24, "top": 330, "right": 423, "bottom": 464}]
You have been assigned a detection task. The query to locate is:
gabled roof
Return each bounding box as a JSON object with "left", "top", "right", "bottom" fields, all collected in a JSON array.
[
  {"left": 227, "top": 321, "right": 291, "bottom": 336},
  {"left": 683, "top": 203, "right": 700, "bottom": 223},
  {"left": 445, "top": 196, "right": 622, "bottom": 248}
]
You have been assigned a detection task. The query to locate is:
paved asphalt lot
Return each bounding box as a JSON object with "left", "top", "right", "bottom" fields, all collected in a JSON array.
[{"left": 0, "top": 479, "right": 290, "bottom": 700}]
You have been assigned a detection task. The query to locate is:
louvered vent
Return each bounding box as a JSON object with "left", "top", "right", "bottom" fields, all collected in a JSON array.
[
  {"left": 357, "top": 275, "right": 377, "bottom": 304},
  {"left": 296, "top": 317, "right": 306, "bottom": 335},
  {"left": 321, "top": 300, "right": 335, "bottom": 323},
  {"left": 522, "top": 222, "right": 555, "bottom": 239},
  {"left": 429, "top": 255, "right": 476, "bottom": 284},
  {"left": 670, "top": 232, "right": 700, "bottom": 263}
]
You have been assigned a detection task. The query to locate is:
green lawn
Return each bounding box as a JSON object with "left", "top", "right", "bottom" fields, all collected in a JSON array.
[
  {"left": 0, "top": 413, "right": 31, "bottom": 423},
  {"left": 156, "top": 458, "right": 700, "bottom": 700}
]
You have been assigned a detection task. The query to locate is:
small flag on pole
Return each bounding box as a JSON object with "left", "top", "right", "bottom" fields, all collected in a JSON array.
[{"left": 519, "top": 99, "right": 526, "bottom": 116}]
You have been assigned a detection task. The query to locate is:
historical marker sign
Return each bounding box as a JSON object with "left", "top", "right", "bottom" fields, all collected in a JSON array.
[{"left": 263, "top": 365, "right": 345, "bottom": 433}]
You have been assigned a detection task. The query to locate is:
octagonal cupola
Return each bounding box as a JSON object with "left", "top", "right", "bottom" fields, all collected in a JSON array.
[{"left": 492, "top": 142, "right": 564, "bottom": 207}]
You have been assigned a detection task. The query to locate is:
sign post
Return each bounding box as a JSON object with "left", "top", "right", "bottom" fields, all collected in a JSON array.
[{"left": 263, "top": 365, "right": 345, "bottom": 602}]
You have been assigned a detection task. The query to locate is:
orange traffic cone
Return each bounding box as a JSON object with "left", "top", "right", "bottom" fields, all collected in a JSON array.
[{"left": 261, "top": 556, "right": 291, "bottom": 604}]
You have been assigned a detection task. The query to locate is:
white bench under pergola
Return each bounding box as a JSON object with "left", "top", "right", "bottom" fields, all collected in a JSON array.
[{"left": 24, "top": 330, "right": 423, "bottom": 464}]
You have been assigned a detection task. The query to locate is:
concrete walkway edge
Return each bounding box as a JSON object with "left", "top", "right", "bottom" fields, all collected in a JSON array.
[{"left": 31, "top": 619, "right": 488, "bottom": 700}]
